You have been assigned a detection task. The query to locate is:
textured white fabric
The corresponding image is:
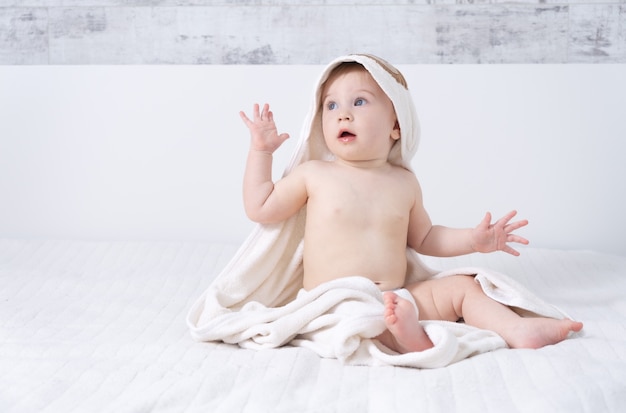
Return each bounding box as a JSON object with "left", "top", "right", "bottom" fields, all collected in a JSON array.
[{"left": 1, "top": 241, "right": 625, "bottom": 411}]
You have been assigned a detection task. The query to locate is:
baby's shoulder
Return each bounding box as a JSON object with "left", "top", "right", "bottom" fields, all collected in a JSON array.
[
  {"left": 387, "top": 166, "right": 422, "bottom": 197},
  {"left": 303, "top": 159, "right": 331, "bottom": 167},
  {"left": 283, "top": 160, "right": 331, "bottom": 184},
  {"left": 295, "top": 159, "right": 333, "bottom": 174},
  {"left": 390, "top": 164, "right": 419, "bottom": 181}
]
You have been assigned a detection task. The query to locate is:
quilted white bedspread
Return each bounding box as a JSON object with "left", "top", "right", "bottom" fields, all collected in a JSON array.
[{"left": 1, "top": 240, "right": 625, "bottom": 412}]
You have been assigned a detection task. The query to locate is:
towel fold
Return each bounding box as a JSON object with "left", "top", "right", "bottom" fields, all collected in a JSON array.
[{"left": 188, "top": 267, "right": 566, "bottom": 368}]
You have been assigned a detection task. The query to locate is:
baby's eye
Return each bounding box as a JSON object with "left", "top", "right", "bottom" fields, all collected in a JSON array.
[
  {"left": 327, "top": 101, "right": 337, "bottom": 110},
  {"left": 354, "top": 98, "right": 366, "bottom": 106}
]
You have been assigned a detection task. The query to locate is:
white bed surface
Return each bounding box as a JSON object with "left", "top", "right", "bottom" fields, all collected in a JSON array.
[{"left": 1, "top": 239, "right": 625, "bottom": 412}]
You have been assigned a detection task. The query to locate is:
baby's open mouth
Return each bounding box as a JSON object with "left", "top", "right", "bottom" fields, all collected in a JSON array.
[
  {"left": 338, "top": 131, "right": 356, "bottom": 143},
  {"left": 339, "top": 131, "right": 356, "bottom": 141}
]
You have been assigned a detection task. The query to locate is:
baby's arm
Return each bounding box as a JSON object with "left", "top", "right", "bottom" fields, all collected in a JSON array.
[
  {"left": 407, "top": 179, "right": 529, "bottom": 257},
  {"left": 239, "top": 103, "right": 307, "bottom": 224}
]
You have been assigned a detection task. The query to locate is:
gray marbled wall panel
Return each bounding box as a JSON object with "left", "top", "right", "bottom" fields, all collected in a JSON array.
[
  {"left": 570, "top": 4, "right": 626, "bottom": 62},
  {"left": 1, "top": 2, "right": 625, "bottom": 64},
  {"left": 0, "top": 8, "right": 48, "bottom": 64}
]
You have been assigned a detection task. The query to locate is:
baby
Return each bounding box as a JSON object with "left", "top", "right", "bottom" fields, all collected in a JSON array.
[{"left": 239, "top": 55, "right": 582, "bottom": 353}]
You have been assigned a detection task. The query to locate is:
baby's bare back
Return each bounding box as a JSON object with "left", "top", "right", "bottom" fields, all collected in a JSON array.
[{"left": 301, "top": 161, "right": 417, "bottom": 291}]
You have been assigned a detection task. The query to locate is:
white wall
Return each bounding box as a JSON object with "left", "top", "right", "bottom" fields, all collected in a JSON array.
[{"left": 1, "top": 65, "right": 625, "bottom": 255}]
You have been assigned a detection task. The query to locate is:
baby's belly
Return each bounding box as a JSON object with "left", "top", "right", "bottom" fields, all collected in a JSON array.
[{"left": 302, "top": 250, "right": 407, "bottom": 291}]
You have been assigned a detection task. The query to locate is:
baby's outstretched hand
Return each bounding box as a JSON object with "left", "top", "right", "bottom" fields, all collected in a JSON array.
[
  {"left": 471, "top": 210, "right": 529, "bottom": 256},
  {"left": 240, "top": 103, "right": 290, "bottom": 153}
]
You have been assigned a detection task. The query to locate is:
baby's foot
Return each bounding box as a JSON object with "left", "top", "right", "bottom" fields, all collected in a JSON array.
[
  {"left": 381, "top": 291, "right": 434, "bottom": 353},
  {"left": 506, "top": 317, "right": 583, "bottom": 349}
]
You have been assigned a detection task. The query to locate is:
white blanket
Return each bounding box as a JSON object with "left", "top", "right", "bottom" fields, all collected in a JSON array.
[{"left": 187, "top": 251, "right": 568, "bottom": 368}]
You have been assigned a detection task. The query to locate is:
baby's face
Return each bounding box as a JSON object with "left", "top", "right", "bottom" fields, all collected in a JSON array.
[{"left": 321, "top": 69, "right": 400, "bottom": 166}]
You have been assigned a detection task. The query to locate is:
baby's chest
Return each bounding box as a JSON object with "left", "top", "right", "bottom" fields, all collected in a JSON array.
[{"left": 311, "top": 180, "right": 411, "bottom": 221}]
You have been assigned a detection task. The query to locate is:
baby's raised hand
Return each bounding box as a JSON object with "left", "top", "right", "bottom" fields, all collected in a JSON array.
[
  {"left": 471, "top": 210, "right": 529, "bottom": 256},
  {"left": 240, "top": 103, "right": 290, "bottom": 153}
]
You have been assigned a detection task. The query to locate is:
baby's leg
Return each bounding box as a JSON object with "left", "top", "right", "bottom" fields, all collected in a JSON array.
[
  {"left": 376, "top": 291, "right": 434, "bottom": 353},
  {"left": 406, "top": 275, "right": 583, "bottom": 349}
]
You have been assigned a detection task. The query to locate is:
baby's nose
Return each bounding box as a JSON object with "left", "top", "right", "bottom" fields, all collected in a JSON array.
[{"left": 339, "top": 111, "right": 353, "bottom": 121}]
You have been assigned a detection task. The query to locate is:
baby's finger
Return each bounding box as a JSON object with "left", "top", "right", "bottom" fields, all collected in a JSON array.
[
  {"left": 505, "top": 219, "right": 529, "bottom": 233},
  {"left": 507, "top": 234, "right": 529, "bottom": 245},
  {"left": 248, "top": 103, "right": 261, "bottom": 120},
  {"left": 503, "top": 245, "right": 521, "bottom": 256},
  {"left": 260, "top": 103, "right": 270, "bottom": 119},
  {"left": 497, "top": 210, "right": 518, "bottom": 226},
  {"left": 239, "top": 111, "right": 252, "bottom": 125},
  {"left": 478, "top": 212, "right": 492, "bottom": 229}
]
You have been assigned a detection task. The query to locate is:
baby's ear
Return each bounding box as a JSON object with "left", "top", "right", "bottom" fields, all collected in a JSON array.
[{"left": 391, "top": 120, "right": 401, "bottom": 141}]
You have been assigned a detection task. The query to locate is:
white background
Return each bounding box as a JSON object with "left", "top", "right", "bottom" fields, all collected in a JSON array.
[{"left": 1, "top": 65, "right": 625, "bottom": 255}]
